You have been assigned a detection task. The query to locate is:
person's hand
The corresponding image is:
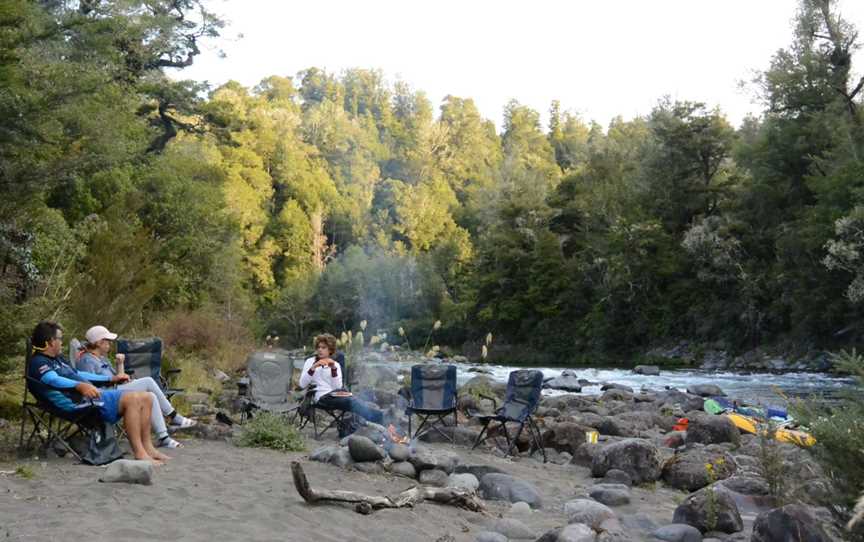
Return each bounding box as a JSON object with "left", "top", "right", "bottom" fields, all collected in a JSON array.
[
  {"left": 314, "top": 358, "right": 333, "bottom": 369},
  {"left": 111, "top": 374, "right": 131, "bottom": 384},
  {"left": 115, "top": 353, "right": 125, "bottom": 364},
  {"left": 75, "top": 382, "right": 100, "bottom": 399}
]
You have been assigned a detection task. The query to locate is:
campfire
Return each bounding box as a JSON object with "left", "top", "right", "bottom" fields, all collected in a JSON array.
[{"left": 387, "top": 424, "right": 410, "bottom": 445}]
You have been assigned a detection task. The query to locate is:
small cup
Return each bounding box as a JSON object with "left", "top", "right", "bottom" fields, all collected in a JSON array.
[{"left": 585, "top": 430, "right": 599, "bottom": 444}]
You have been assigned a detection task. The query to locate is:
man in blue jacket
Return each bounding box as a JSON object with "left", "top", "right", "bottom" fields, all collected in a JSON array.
[{"left": 27, "top": 321, "right": 169, "bottom": 464}]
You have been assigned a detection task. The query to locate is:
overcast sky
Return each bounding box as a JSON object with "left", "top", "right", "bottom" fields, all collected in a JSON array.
[{"left": 175, "top": 0, "right": 864, "bottom": 129}]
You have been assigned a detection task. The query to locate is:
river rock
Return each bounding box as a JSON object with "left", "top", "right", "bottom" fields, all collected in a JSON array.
[
  {"left": 509, "top": 501, "right": 532, "bottom": 516},
  {"left": 634, "top": 365, "right": 661, "bottom": 376},
  {"left": 542, "top": 422, "right": 596, "bottom": 454},
  {"left": 348, "top": 435, "right": 386, "bottom": 462},
  {"left": 597, "top": 417, "right": 636, "bottom": 437},
  {"left": 485, "top": 518, "right": 537, "bottom": 539},
  {"left": 672, "top": 486, "right": 742, "bottom": 534},
  {"left": 544, "top": 375, "right": 583, "bottom": 392},
  {"left": 751, "top": 504, "right": 833, "bottom": 542},
  {"left": 651, "top": 524, "right": 702, "bottom": 542},
  {"left": 601, "top": 383, "right": 634, "bottom": 393},
  {"left": 309, "top": 445, "right": 338, "bottom": 463},
  {"left": 388, "top": 443, "right": 411, "bottom": 462},
  {"left": 717, "top": 474, "right": 769, "bottom": 496},
  {"left": 565, "top": 498, "right": 616, "bottom": 529},
  {"left": 419, "top": 468, "right": 448, "bottom": 486},
  {"left": 98, "top": 460, "right": 153, "bottom": 485},
  {"left": 389, "top": 461, "right": 417, "bottom": 478},
  {"left": 591, "top": 438, "right": 662, "bottom": 484},
  {"left": 659, "top": 390, "right": 706, "bottom": 412},
  {"left": 409, "top": 447, "right": 459, "bottom": 473},
  {"left": 353, "top": 462, "right": 384, "bottom": 474},
  {"left": 447, "top": 473, "right": 480, "bottom": 491},
  {"left": 589, "top": 484, "right": 631, "bottom": 506},
  {"left": 328, "top": 448, "right": 353, "bottom": 468},
  {"left": 601, "top": 388, "right": 634, "bottom": 402},
  {"left": 602, "top": 469, "right": 632, "bottom": 486},
  {"left": 685, "top": 415, "right": 740, "bottom": 446},
  {"left": 479, "top": 473, "right": 543, "bottom": 509},
  {"left": 454, "top": 464, "right": 508, "bottom": 479},
  {"left": 418, "top": 425, "right": 480, "bottom": 446},
  {"left": 475, "top": 532, "right": 508, "bottom": 542},
  {"left": 686, "top": 384, "right": 725, "bottom": 397},
  {"left": 661, "top": 449, "right": 737, "bottom": 491},
  {"left": 552, "top": 523, "right": 597, "bottom": 542}
]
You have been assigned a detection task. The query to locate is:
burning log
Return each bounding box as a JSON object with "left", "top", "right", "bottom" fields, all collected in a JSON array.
[{"left": 290, "top": 461, "right": 486, "bottom": 514}]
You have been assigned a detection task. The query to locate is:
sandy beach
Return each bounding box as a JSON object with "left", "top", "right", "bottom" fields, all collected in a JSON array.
[{"left": 0, "top": 434, "right": 714, "bottom": 542}]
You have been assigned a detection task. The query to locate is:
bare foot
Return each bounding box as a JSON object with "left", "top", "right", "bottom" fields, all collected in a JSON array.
[{"left": 145, "top": 444, "right": 171, "bottom": 461}]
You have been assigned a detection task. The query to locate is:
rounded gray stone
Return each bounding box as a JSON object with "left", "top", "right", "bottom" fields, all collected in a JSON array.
[
  {"left": 388, "top": 443, "right": 411, "bottom": 462},
  {"left": 558, "top": 523, "right": 597, "bottom": 542},
  {"left": 419, "top": 469, "right": 448, "bottom": 486},
  {"left": 389, "top": 461, "right": 417, "bottom": 479},
  {"left": 589, "top": 484, "right": 631, "bottom": 506},
  {"left": 447, "top": 473, "right": 480, "bottom": 492},
  {"left": 509, "top": 501, "right": 532, "bottom": 516},
  {"left": 652, "top": 523, "right": 703, "bottom": 542},
  {"left": 564, "top": 498, "right": 616, "bottom": 529},
  {"left": 475, "top": 532, "right": 508, "bottom": 542},
  {"left": 348, "top": 435, "right": 386, "bottom": 462},
  {"left": 485, "top": 517, "right": 537, "bottom": 540}
]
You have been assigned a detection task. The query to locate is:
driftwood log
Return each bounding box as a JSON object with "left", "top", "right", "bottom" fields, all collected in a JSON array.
[{"left": 290, "top": 461, "right": 486, "bottom": 514}]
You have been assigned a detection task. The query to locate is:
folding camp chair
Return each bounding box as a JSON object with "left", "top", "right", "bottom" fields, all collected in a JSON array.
[
  {"left": 116, "top": 338, "right": 182, "bottom": 398},
  {"left": 471, "top": 369, "right": 547, "bottom": 462},
  {"left": 19, "top": 339, "right": 104, "bottom": 461},
  {"left": 289, "top": 385, "right": 351, "bottom": 440},
  {"left": 239, "top": 351, "right": 297, "bottom": 422},
  {"left": 406, "top": 364, "right": 457, "bottom": 443}
]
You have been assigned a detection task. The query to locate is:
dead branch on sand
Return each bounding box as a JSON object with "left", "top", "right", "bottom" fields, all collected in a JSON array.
[{"left": 290, "top": 461, "right": 486, "bottom": 515}]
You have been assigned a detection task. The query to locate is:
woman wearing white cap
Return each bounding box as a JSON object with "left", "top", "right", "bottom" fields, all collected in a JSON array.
[{"left": 78, "top": 325, "right": 196, "bottom": 448}]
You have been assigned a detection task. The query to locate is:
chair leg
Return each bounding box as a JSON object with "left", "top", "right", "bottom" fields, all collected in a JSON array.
[
  {"left": 506, "top": 422, "right": 526, "bottom": 457},
  {"left": 527, "top": 417, "right": 546, "bottom": 463},
  {"left": 472, "top": 421, "right": 490, "bottom": 450}
]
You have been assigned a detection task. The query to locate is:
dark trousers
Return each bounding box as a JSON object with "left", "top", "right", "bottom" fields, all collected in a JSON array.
[{"left": 317, "top": 394, "right": 384, "bottom": 425}]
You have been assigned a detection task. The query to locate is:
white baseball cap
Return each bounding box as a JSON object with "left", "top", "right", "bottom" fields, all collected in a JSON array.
[{"left": 85, "top": 325, "right": 118, "bottom": 344}]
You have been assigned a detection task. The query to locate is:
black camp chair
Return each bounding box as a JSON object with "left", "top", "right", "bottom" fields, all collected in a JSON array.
[
  {"left": 291, "top": 385, "right": 352, "bottom": 440},
  {"left": 117, "top": 338, "right": 182, "bottom": 398},
  {"left": 239, "top": 351, "right": 297, "bottom": 422},
  {"left": 406, "top": 364, "right": 458, "bottom": 443},
  {"left": 19, "top": 339, "right": 106, "bottom": 461},
  {"left": 471, "top": 369, "right": 546, "bottom": 462}
]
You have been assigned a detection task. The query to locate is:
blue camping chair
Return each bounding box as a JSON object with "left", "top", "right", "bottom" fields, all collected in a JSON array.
[
  {"left": 117, "top": 338, "right": 182, "bottom": 398},
  {"left": 19, "top": 339, "right": 110, "bottom": 462},
  {"left": 406, "top": 364, "right": 458, "bottom": 443},
  {"left": 471, "top": 369, "right": 546, "bottom": 462}
]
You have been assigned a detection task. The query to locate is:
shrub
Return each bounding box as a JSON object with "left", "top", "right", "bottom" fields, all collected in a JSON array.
[
  {"left": 235, "top": 412, "right": 305, "bottom": 452},
  {"left": 793, "top": 348, "right": 864, "bottom": 515}
]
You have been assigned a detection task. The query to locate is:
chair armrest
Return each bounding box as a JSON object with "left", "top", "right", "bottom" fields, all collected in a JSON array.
[
  {"left": 125, "top": 368, "right": 136, "bottom": 376},
  {"left": 478, "top": 392, "right": 499, "bottom": 410}
]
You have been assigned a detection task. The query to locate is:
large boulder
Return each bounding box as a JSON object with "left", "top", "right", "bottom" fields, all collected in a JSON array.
[
  {"left": 634, "top": 365, "right": 661, "bottom": 376},
  {"left": 658, "top": 390, "right": 705, "bottom": 412},
  {"left": 479, "top": 473, "right": 543, "bottom": 509},
  {"left": 601, "top": 388, "right": 634, "bottom": 402},
  {"left": 347, "top": 435, "right": 386, "bottom": 462},
  {"left": 597, "top": 417, "right": 637, "bottom": 437},
  {"left": 544, "top": 374, "right": 583, "bottom": 393},
  {"left": 454, "top": 464, "right": 508, "bottom": 479},
  {"left": 417, "top": 425, "right": 480, "bottom": 446},
  {"left": 601, "top": 383, "right": 634, "bottom": 393},
  {"left": 751, "top": 504, "right": 833, "bottom": 542},
  {"left": 408, "top": 447, "right": 459, "bottom": 473},
  {"left": 661, "top": 448, "right": 737, "bottom": 491},
  {"left": 716, "top": 474, "right": 769, "bottom": 496},
  {"left": 686, "top": 384, "right": 725, "bottom": 397},
  {"left": 591, "top": 438, "right": 662, "bottom": 484},
  {"left": 685, "top": 414, "right": 740, "bottom": 446},
  {"left": 542, "top": 422, "right": 596, "bottom": 454},
  {"left": 672, "top": 486, "right": 743, "bottom": 534},
  {"left": 564, "top": 498, "right": 616, "bottom": 529},
  {"left": 447, "top": 473, "right": 480, "bottom": 492}
]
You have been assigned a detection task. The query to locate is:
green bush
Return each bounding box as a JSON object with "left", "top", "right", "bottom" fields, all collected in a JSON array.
[
  {"left": 793, "top": 349, "right": 864, "bottom": 512},
  {"left": 235, "top": 412, "right": 305, "bottom": 452}
]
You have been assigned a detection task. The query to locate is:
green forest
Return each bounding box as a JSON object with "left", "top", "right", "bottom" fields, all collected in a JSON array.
[{"left": 3, "top": 0, "right": 864, "bottom": 366}]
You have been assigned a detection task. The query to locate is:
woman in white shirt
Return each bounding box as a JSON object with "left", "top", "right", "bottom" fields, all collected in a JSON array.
[{"left": 299, "top": 334, "right": 383, "bottom": 427}]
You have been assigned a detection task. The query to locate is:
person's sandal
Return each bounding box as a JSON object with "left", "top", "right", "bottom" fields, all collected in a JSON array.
[
  {"left": 158, "top": 436, "right": 183, "bottom": 449},
  {"left": 169, "top": 415, "right": 197, "bottom": 429}
]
